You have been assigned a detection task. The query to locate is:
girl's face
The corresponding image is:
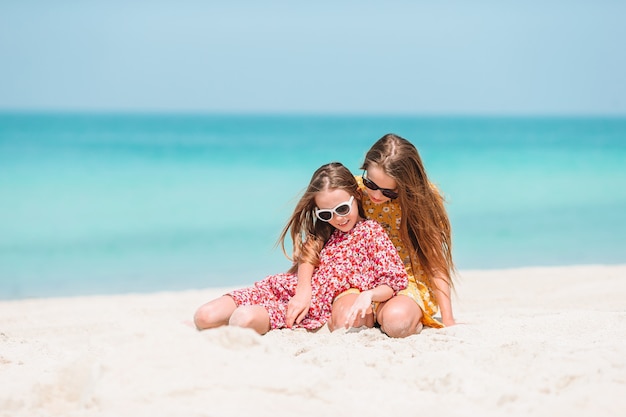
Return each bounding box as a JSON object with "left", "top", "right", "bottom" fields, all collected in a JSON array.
[
  {"left": 363, "top": 164, "right": 398, "bottom": 204},
  {"left": 314, "top": 188, "right": 361, "bottom": 233}
]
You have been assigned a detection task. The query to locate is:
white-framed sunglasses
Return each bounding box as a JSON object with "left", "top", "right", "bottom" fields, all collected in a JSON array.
[{"left": 315, "top": 196, "right": 354, "bottom": 222}]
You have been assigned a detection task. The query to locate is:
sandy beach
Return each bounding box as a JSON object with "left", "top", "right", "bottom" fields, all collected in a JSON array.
[{"left": 1, "top": 264, "right": 625, "bottom": 417}]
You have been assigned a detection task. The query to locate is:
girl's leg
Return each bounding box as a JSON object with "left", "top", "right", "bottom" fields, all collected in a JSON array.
[
  {"left": 329, "top": 293, "right": 374, "bottom": 331},
  {"left": 229, "top": 305, "right": 271, "bottom": 335},
  {"left": 193, "top": 295, "right": 238, "bottom": 330},
  {"left": 376, "top": 294, "right": 423, "bottom": 338}
]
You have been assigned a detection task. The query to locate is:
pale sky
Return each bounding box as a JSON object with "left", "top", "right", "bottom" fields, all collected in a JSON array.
[{"left": 1, "top": 0, "right": 625, "bottom": 115}]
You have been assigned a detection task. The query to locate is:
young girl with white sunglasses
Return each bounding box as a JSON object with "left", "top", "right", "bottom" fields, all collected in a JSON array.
[{"left": 193, "top": 162, "right": 407, "bottom": 335}]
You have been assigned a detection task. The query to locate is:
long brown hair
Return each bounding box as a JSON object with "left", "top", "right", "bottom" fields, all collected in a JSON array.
[
  {"left": 278, "top": 162, "right": 364, "bottom": 274},
  {"left": 362, "top": 134, "right": 455, "bottom": 287}
]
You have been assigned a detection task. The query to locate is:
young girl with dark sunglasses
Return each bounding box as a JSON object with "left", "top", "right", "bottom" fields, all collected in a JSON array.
[
  {"left": 333, "top": 133, "right": 456, "bottom": 336},
  {"left": 193, "top": 162, "right": 408, "bottom": 335}
]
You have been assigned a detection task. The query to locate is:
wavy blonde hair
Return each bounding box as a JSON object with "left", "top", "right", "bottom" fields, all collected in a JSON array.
[
  {"left": 362, "top": 134, "right": 455, "bottom": 288},
  {"left": 278, "top": 162, "right": 364, "bottom": 274}
]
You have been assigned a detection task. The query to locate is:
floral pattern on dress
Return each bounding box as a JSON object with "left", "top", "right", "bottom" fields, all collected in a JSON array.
[{"left": 228, "top": 219, "right": 408, "bottom": 330}]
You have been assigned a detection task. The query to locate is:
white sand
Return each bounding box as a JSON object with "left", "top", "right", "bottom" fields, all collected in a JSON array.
[{"left": 1, "top": 264, "right": 625, "bottom": 417}]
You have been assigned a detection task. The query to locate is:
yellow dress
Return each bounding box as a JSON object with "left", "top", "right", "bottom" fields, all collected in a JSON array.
[{"left": 356, "top": 176, "right": 443, "bottom": 328}]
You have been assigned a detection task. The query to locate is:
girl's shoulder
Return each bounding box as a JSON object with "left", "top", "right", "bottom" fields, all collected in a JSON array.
[
  {"left": 330, "top": 220, "right": 380, "bottom": 240},
  {"left": 354, "top": 219, "right": 386, "bottom": 235},
  {"left": 349, "top": 220, "right": 394, "bottom": 250}
]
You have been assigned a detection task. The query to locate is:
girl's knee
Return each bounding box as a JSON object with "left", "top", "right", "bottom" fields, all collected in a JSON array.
[
  {"left": 328, "top": 308, "right": 349, "bottom": 331},
  {"left": 229, "top": 306, "right": 270, "bottom": 334},
  {"left": 380, "top": 316, "right": 421, "bottom": 338},
  {"left": 193, "top": 304, "right": 225, "bottom": 330},
  {"left": 228, "top": 307, "right": 255, "bottom": 327},
  {"left": 378, "top": 302, "right": 423, "bottom": 338},
  {"left": 329, "top": 294, "right": 358, "bottom": 331},
  {"left": 193, "top": 296, "right": 237, "bottom": 330}
]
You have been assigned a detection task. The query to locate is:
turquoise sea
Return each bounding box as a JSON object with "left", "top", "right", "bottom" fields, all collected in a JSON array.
[{"left": 1, "top": 113, "right": 625, "bottom": 299}]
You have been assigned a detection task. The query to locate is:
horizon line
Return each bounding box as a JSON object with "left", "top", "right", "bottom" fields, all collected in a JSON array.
[{"left": 1, "top": 108, "right": 626, "bottom": 120}]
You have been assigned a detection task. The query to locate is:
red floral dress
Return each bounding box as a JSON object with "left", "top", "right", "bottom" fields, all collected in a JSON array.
[{"left": 228, "top": 219, "right": 408, "bottom": 330}]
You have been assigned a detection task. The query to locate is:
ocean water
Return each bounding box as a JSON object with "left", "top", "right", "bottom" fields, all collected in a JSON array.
[{"left": 1, "top": 113, "right": 625, "bottom": 299}]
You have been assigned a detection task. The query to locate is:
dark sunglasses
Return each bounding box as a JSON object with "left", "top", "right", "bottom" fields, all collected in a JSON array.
[
  {"left": 315, "top": 196, "right": 354, "bottom": 222},
  {"left": 362, "top": 174, "right": 399, "bottom": 199}
]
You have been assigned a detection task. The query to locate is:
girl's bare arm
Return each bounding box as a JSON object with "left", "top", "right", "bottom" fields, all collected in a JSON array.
[
  {"left": 285, "top": 262, "right": 314, "bottom": 327},
  {"left": 432, "top": 273, "right": 455, "bottom": 326}
]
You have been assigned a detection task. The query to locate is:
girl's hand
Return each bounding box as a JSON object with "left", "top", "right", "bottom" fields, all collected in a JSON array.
[
  {"left": 345, "top": 290, "right": 374, "bottom": 328},
  {"left": 286, "top": 292, "right": 311, "bottom": 327}
]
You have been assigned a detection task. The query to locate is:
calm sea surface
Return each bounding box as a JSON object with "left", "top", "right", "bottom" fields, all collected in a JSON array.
[{"left": 1, "top": 113, "right": 625, "bottom": 299}]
